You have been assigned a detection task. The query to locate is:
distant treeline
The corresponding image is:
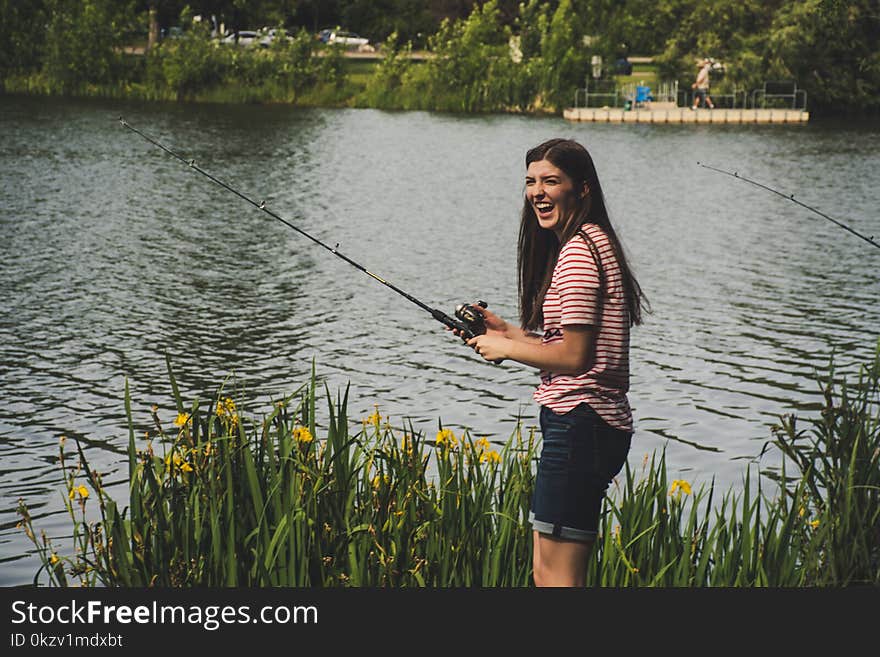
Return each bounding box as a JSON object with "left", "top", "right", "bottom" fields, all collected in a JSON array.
[{"left": 1, "top": 0, "right": 877, "bottom": 115}]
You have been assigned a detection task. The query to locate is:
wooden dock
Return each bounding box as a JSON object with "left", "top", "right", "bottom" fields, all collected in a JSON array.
[{"left": 564, "top": 107, "right": 809, "bottom": 124}]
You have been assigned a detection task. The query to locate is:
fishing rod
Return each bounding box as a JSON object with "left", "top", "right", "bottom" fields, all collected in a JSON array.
[
  {"left": 119, "top": 117, "right": 489, "bottom": 342},
  {"left": 698, "top": 162, "right": 879, "bottom": 251}
]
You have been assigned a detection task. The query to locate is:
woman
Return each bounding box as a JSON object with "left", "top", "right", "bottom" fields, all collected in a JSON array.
[{"left": 466, "top": 138, "right": 648, "bottom": 587}]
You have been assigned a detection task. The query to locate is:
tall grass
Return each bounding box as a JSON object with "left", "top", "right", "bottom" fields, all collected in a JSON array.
[
  {"left": 18, "top": 345, "right": 880, "bottom": 587},
  {"left": 771, "top": 350, "right": 880, "bottom": 585},
  {"left": 18, "top": 358, "right": 535, "bottom": 587}
]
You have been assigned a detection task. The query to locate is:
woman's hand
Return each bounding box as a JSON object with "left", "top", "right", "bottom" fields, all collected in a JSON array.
[
  {"left": 467, "top": 334, "right": 510, "bottom": 364},
  {"left": 447, "top": 302, "right": 509, "bottom": 340},
  {"left": 476, "top": 305, "right": 509, "bottom": 338}
]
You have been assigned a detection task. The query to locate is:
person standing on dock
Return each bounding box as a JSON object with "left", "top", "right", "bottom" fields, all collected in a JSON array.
[
  {"left": 460, "top": 138, "right": 649, "bottom": 587},
  {"left": 691, "top": 59, "right": 715, "bottom": 110}
]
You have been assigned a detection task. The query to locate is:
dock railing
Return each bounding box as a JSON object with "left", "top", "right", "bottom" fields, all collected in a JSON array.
[
  {"left": 618, "top": 80, "right": 678, "bottom": 108},
  {"left": 751, "top": 80, "right": 808, "bottom": 110},
  {"left": 681, "top": 86, "right": 748, "bottom": 109},
  {"left": 652, "top": 80, "right": 678, "bottom": 104},
  {"left": 573, "top": 79, "right": 808, "bottom": 113},
  {"left": 574, "top": 79, "right": 619, "bottom": 108}
]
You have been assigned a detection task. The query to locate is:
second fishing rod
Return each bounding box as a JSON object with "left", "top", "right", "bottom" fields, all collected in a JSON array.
[{"left": 119, "top": 118, "right": 491, "bottom": 347}]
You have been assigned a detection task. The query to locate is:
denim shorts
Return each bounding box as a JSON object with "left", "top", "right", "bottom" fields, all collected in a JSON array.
[{"left": 529, "top": 403, "right": 632, "bottom": 542}]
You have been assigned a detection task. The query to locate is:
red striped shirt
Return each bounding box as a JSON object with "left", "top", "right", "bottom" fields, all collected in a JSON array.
[{"left": 532, "top": 223, "right": 633, "bottom": 432}]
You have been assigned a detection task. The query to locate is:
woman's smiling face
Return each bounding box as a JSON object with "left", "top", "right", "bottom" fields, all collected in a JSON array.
[{"left": 525, "top": 159, "right": 587, "bottom": 236}]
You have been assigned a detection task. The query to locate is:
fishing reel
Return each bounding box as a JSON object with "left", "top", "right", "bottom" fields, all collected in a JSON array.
[
  {"left": 453, "top": 300, "right": 488, "bottom": 339},
  {"left": 453, "top": 300, "right": 503, "bottom": 365}
]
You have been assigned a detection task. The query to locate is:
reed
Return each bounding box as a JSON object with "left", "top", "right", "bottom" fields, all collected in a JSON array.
[
  {"left": 18, "top": 345, "right": 880, "bottom": 587},
  {"left": 18, "top": 357, "right": 535, "bottom": 586},
  {"left": 771, "top": 346, "right": 880, "bottom": 586}
]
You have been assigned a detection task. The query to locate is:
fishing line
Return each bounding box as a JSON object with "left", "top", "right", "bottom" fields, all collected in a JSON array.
[
  {"left": 119, "top": 117, "right": 486, "bottom": 340},
  {"left": 698, "top": 162, "right": 879, "bottom": 251}
]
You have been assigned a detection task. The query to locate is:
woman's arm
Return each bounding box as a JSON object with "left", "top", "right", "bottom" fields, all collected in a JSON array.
[
  {"left": 468, "top": 324, "right": 595, "bottom": 375},
  {"left": 497, "top": 322, "right": 543, "bottom": 344}
]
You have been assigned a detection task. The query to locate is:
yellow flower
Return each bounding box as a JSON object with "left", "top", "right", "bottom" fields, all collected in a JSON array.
[
  {"left": 173, "top": 413, "right": 190, "bottom": 427},
  {"left": 216, "top": 397, "right": 236, "bottom": 417},
  {"left": 69, "top": 485, "right": 89, "bottom": 500},
  {"left": 798, "top": 507, "right": 805, "bottom": 517},
  {"left": 436, "top": 428, "right": 457, "bottom": 448},
  {"left": 366, "top": 406, "right": 382, "bottom": 428},
  {"left": 371, "top": 474, "right": 390, "bottom": 490},
  {"left": 399, "top": 434, "right": 416, "bottom": 460},
  {"left": 50, "top": 554, "right": 60, "bottom": 565},
  {"left": 293, "top": 426, "right": 313, "bottom": 444},
  {"left": 669, "top": 480, "right": 692, "bottom": 496},
  {"left": 480, "top": 449, "right": 502, "bottom": 464},
  {"left": 475, "top": 437, "right": 491, "bottom": 452},
  {"left": 165, "top": 452, "right": 192, "bottom": 473},
  {"left": 810, "top": 519, "right": 820, "bottom": 529}
]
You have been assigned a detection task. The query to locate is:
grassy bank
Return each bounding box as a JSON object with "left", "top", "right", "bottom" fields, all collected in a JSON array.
[
  {"left": 0, "top": 2, "right": 595, "bottom": 115},
  {"left": 1, "top": 55, "right": 651, "bottom": 111},
  {"left": 4, "top": 0, "right": 879, "bottom": 118},
  {"left": 18, "top": 344, "right": 880, "bottom": 587}
]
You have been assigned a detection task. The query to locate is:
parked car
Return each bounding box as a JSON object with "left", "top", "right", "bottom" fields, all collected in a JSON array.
[
  {"left": 326, "top": 30, "right": 371, "bottom": 49},
  {"left": 259, "top": 28, "right": 292, "bottom": 47},
  {"left": 221, "top": 30, "right": 260, "bottom": 46},
  {"left": 164, "top": 26, "right": 184, "bottom": 40},
  {"left": 221, "top": 28, "right": 291, "bottom": 48}
]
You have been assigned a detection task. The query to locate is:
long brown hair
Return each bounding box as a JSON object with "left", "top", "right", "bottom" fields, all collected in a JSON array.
[{"left": 517, "top": 138, "right": 648, "bottom": 331}]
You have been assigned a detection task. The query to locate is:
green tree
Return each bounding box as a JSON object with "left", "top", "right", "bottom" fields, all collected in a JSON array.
[
  {"left": 515, "top": 0, "right": 550, "bottom": 60},
  {"left": 358, "top": 31, "right": 414, "bottom": 107},
  {"left": 42, "top": 0, "right": 133, "bottom": 93},
  {"left": 538, "top": 0, "right": 588, "bottom": 110},
  {"left": 765, "top": 0, "right": 880, "bottom": 113},
  {"left": 339, "top": 0, "right": 435, "bottom": 44},
  {"left": 425, "top": 0, "right": 515, "bottom": 111},
  {"left": 148, "top": 17, "right": 226, "bottom": 99},
  {"left": 0, "top": 0, "right": 48, "bottom": 77}
]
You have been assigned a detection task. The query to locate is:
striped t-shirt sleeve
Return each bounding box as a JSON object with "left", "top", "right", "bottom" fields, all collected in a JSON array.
[{"left": 555, "top": 238, "right": 601, "bottom": 326}]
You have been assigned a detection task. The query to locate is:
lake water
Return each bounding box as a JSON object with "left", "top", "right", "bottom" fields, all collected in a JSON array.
[{"left": 1, "top": 95, "right": 878, "bottom": 586}]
